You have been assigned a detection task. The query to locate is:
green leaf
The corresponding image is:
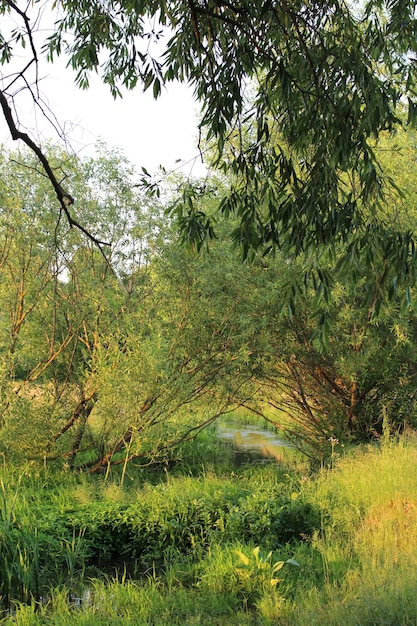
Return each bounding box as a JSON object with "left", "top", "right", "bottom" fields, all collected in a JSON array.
[
  {"left": 153, "top": 77, "right": 161, "bottom": 99},
  {"left": 272, "top": 561, "right": 285, "bottom": 574},
  {"left": 233, "top": 550, "right": 250, "bottom": 566}
]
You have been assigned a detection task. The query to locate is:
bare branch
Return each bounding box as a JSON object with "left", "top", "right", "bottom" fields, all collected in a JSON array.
[
  {"left": 4, "top": 0, "right": 39, "bottom": 91},
  {"left": 0, "top": 88, "right": 111, "bottom": 249}
]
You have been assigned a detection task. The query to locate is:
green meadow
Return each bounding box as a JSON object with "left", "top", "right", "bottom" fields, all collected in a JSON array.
[{"left": 1, "top": 426, "right": 417, "bottom": 625}]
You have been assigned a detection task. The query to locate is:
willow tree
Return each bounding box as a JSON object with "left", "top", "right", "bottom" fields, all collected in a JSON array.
[
  {"left": 0, "top": 146, "right": 269, "bottom": 470},
  {"left": 1, "top": 1, "right": 417, "bottom": 303},
  {"left": 0, "top": 144, "right": 165, "bottom": 466}
]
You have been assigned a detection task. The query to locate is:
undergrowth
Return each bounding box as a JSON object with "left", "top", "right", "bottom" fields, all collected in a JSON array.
[{"left": 1, "top": 433, "right": 417, "bottom": 624}]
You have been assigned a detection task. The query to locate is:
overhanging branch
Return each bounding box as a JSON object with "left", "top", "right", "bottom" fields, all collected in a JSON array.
[{"left": 0, "top": 88, "right": 111, "bottom": 249}]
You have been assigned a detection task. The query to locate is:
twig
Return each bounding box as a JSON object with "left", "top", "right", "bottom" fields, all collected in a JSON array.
[{"left": 0, "top": 88, "right": 111, "bottom": 249}]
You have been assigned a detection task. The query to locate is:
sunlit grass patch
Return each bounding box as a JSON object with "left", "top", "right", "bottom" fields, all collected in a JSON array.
[
  {"left": 287, "top": 437, "right": 417, "bottom": 625},
  {"left": 355, "top": 497, "right": 417, "bottom": 564}
]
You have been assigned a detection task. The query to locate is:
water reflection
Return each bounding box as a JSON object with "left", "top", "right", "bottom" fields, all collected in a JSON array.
[{"left": 216, "top": 424, "right": 292, "bottom": 465}]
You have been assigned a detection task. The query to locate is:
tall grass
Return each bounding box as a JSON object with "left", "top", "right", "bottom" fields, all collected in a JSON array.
[
  {"left": 0, "top": 473, "right": 41, "bottom": 612},
  {"left": 287, "top": 435, "right": 417, "bottom": 625},
  {"left": 2, "top": 435, "right": 417, "bottom": 624}
]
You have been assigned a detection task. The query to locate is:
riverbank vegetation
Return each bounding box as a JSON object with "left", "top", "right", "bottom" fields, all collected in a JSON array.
[
  {"left": 1, "top": 128, "right": 417, "bottom": 622},
  {"left": 2, "top": 134, "right": 417, "bottom": 471},
  {"left": 1, "top": 429, "right": 417, "bottom": 624},
  {"left": 2, "top": 2, "right": 417, "bottom": 620}
]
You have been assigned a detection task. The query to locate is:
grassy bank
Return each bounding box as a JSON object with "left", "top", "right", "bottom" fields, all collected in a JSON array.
[{"left": 1, "top": 431, "right": 417, "bottom": 624}]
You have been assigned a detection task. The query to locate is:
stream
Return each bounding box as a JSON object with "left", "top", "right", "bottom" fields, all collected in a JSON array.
[{"left": 216, "top": 423, "right": 292, "bottom": 465}]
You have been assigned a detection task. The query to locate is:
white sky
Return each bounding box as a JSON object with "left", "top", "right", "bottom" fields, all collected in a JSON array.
[
  {"left": 43, "top": 70, "right": 206, "bottom": 176},
  {"left": 0, "top": 67, "right": 206, "bottom": 177},
  {"left": 0, "top": 5, "right": 206, "bottom": 179}
]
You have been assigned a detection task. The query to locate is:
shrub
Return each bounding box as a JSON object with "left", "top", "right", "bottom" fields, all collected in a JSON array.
[{"left": 224, "top": 488, "right": 321, "bottom": 548}]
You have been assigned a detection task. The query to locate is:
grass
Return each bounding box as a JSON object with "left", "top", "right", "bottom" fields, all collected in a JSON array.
[
  {"left": 287, "top": 433, "right": 417, "bottom": 625},
  {"left": 2, "top": 430, "right": 417, "bottom": 624}
]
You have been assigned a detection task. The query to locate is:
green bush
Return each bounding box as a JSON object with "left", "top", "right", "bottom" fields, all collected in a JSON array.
[
  {"left": 0, "top": 465, "right": 321, "bottom": 613},
  {"left": 19, "top": 473, "right": 319, "bottom": 585},
  {"left": 53, "top": 478, "right": 242, "bottom": 568},
  {"left": 224, "top": 488, "right": 321, "bottom": 548}
]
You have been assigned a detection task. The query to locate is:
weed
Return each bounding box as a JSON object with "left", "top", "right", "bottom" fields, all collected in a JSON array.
[{"left": 233, "top": 546, "right": 300, "bottom": 590}]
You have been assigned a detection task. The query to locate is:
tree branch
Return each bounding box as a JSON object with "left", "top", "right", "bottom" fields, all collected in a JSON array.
[
  {"left": 4, "top": 0, "right": 39, "bottom": 90},
  {"left": 0, "top": 88, "right": 110, "bottom": 249}
]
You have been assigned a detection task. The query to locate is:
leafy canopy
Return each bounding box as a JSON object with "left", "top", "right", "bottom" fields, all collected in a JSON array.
[{"left": 1, "top": 1, "right": 417, "bottom": 293}]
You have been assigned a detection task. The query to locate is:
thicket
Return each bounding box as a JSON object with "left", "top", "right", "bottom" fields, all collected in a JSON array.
[
  {"left": 1, "top": 135, "right": 417, "bottom": 469},
  {"left": 0, "top": 450, "right": 317, "bottom": 615}
]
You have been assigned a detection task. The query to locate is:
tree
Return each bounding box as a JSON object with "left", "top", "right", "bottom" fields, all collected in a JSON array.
[
  {"left": 0, "top": 144, "right": 166, "bottom": 466},
  {"left": 3, "top": 140, "right": 417, "bottom": 468},
  {"left": 232, "top": 127, "right": 417, "bottom": 457},
  {"left": 0, "top": 146, "right": 270, "bottom": 470},
  {"left": 1, "top": 1, "right": 417, "bottom": 300},
  {"left": 250, "top": 257, "right": 417, "bottom": 460}
]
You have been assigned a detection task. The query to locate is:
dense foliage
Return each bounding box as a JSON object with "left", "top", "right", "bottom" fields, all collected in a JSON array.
[
  {"left": 1, "top": 137, "right": 417, "bottom": 466},
  {"left": 0, "top": 146, "right": 274, "bottom": 468},
  {"left": 1, "top": 1, "right": 417, "bottom": 300},
  {"left": 2, "top": 4, "right": 417, "bottom": 621}
]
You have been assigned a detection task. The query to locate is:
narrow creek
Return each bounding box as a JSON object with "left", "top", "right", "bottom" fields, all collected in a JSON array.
[{"left": 216, "top": 423, "right": 293, "bottom": 465}]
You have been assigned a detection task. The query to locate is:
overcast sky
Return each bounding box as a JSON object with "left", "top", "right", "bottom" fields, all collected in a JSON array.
[
  {"left": 45, "top": 71, "right": 206, "bottom": 176},
  {"left": 0, "top": 50, "right": 205, "bottom": 178}
]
